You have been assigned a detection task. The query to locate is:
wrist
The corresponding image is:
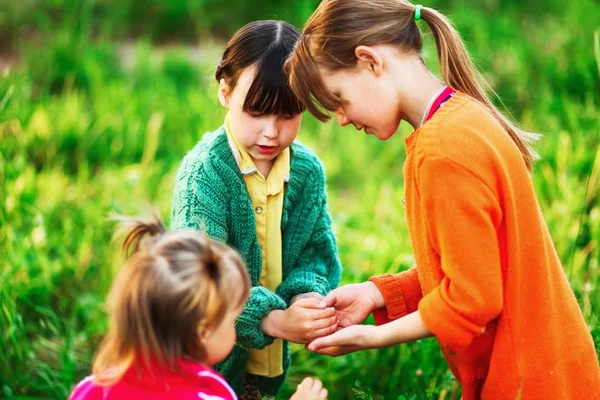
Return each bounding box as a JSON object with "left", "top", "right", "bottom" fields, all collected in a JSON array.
[
  {"left": 365, "top": 281, "right": 385, "bottom": 309},
  {"left": 261, "top": 309, "right": 285, "bottom": 338},
  {"left": 290, "top": 292, "right": 323, "bottom": 304}
]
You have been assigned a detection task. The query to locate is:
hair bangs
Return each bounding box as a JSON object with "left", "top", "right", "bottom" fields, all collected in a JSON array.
[
  {"left": 243, "top": 42, "right": 305, "bottom": 117},
  {"left": 285, "top": 36, "right": 342, "bottom": 122}
]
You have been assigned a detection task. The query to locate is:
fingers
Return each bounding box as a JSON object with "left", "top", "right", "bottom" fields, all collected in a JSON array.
[
  {"left": 307, "top": 326, "right": 359, "bottom": 351},
  {"left": 323, "top": 292, "right": 337, "bottom": 307},
  {"left": 319, "top": 388, "right": 329, "bottom": 400},
  {"left": 294, "top": 304, "right": 336, "bottom": 322},
  {"left": 309, "top": 306, "right": 337, "bottom": 320},
  {"left": 313, "top": 315, "right": 338, "bottom": 330},
  {"left": 295, "top": 297, "right": 327, "bottom": 309},
  {"left": 312, "top": 378, "right": 323, "bottom": 392},
  {"left": 307, "top": 334, "right": 337, "bottom": 352},
  {"left": 312, "top": 320, "right": 339, "bottom": 338},
  {"left": 311, "top": 345, "right": 358, "bottom": 357},
  {"left": 295, "top": 377, "right": 328, "bottom": 400}
]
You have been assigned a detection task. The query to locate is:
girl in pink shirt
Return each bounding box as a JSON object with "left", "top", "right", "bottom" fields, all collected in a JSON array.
[{"left": 69, "top": 214, "right": 328, "bottom": 400}]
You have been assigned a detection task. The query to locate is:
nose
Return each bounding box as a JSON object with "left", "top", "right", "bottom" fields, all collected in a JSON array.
[
  {"left": 335, "top": 109, "right": 351, "bottom": 127},
  {"left": 262, "top": 118, "right": 279, "bottom": 139}
]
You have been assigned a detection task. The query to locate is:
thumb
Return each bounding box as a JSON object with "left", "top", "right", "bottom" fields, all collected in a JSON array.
[
  {"left": 307, "top": 332, "right": 340, "bottom": 352},
  {"left": 307, "top": 337, "right": 328, "bottom": 352},
  {"left": 323, "top": 292, "right": 337, "bottom": 307}
]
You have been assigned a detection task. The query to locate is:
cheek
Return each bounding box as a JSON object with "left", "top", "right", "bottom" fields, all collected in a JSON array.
[
  {"left": 235, "top": 115, "right": 264, "bottom": 143},
  {"left": 279, "top": 118, "right": 301, "bottom": 143}
]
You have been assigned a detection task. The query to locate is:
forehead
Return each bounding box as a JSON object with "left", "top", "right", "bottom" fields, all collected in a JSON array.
[
  {"left": 318, "top": 66, "right": 340, "bottom": 84},
  {"left": 318, "top": 66, "right": 352, "bottom": 94}
]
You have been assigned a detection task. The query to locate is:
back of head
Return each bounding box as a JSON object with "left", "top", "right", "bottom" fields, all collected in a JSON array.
[
  {"left": 92, "top": 214, "right": 251, "bottom": 385},
  {"left": 216, "top": 20, "right": 305, "bottom": 116},
  {"left": 285, "top": 0, "right": 538, "bottom": 170}
]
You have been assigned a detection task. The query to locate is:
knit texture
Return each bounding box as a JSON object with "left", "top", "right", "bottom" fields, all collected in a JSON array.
[
  {"left": 369, "top": 269, "right": 421, "bottom": 325},
  {"left": 373, "top": 92, "right": 600, "bottom": 400},
  {"left": 170, "top": 127, "right": 342, "bottom": 395}
]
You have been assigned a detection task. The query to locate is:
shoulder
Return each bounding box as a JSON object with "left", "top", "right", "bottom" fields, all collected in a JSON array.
[
  {"left": 289, "top": 140, "right": 326, "bottom": 185},
  {"left": 174, "top": 126, "right": 238, "bottom": 191},
  {"left": 416, "top": 92, "right": 520, "bottom": 180},
  {"left": 193, "top": 368, "right": 237, "bottom": 400},
  {"left": 68, "top": 376, "right": 102, "bottom": 400},
  {"left": 178, "top": 126, "right": 230, "bottom": 171}
]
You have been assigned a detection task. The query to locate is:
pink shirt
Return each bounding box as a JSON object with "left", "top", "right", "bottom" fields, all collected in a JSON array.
[{"left": 69, "top": 359, "right": 237, "bottom": 400}]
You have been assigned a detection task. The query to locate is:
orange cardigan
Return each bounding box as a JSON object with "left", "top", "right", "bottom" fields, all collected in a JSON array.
[{"left": 370, "top": 92, "right": 600, "bottom": 399}]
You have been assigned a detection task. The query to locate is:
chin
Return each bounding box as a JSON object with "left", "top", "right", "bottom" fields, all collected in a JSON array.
[{"left": 375, "top": 130, "right": 395, "bottom": 141}]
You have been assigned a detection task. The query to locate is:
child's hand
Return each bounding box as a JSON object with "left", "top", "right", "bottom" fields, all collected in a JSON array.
[
  {"left": 261, "top": 298, "right": 338, "bottom": 344},
  {"left": 324, "top": 282, "right": 385, "bottom": 328},
  {"left": 290, "top": 377, "right": 328, "bottom": 400},
  {"left": 308, "top": 311, "right": 432, "bottom": 356},
  {"left": 307, "top": 324, "right": 381, "bottom": 356}
]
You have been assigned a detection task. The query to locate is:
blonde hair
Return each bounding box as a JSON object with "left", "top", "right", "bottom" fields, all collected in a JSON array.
[
  {"left": 285, "top": 0, "right": 539, "bottom": 170},
  {"left": 92, "top": 213, "right": 250, "bottom": 385}
]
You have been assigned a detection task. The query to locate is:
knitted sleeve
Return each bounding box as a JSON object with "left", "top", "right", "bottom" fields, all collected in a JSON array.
[
  {"left": 170, "top": 155, "right": 229, "bottom": 242},
  {"left": 276, "top": 160, "right": 342, "bottom": 304},
  {"left": 418, "top": 156, "right": 503, "bottom": 349},
  {"left": 235, "top": 286, "right": 287, "bottom": 349},
  {"left": 369, "top": 268, "right": 423, "bottom": 325}
]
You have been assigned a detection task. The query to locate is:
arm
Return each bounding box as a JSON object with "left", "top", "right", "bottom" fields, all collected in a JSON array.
[
  {"left": 418, "top": 156, "right": 503, "bottom": 349},
  {"left": 369, "top": 267, "right": 423, "bottom": 325},
  {"left": 307, "top": 310, "right": 432, "bottom": 356}
]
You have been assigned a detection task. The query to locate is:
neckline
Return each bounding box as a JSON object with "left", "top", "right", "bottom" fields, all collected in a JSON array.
[{"left": 405, "top": 91, "right": 466, "bottom": 154}]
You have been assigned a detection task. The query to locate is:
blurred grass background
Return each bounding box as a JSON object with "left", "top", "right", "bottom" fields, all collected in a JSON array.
[{"left": 1, "top": 0, "right": 599, "bottom": 398}]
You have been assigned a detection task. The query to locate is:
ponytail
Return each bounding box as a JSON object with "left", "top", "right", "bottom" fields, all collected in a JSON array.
[
  {"left": 113, "top": 212, "right": 166, "bottom": 257},
  {"left": 419, "top": 6, "right": 539, "bottom": 170}
]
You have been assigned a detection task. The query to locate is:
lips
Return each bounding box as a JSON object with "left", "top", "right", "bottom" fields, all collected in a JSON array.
[{"left": 256, "top": 145, "right": 279, "bottom": 155}]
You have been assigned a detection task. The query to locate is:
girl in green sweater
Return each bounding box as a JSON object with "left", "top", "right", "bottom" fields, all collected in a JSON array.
[{"left": 171, "top": 20, "right": 342, "bottom": 399}]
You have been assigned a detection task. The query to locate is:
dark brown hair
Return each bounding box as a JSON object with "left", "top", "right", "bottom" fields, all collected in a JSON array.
[
  {"left": 285, "top": 0, "right": 539, "bottom": 170},
  {"left": 92, "top": 213, "right": 250, "bottom": 385},
  {"left": 216, "top": 20, "right": 305, "bottom": 116}
]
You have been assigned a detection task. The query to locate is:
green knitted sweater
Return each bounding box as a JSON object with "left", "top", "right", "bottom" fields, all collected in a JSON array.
[{"left": 170, "top": 127, "right": 342, "bottom": 396}]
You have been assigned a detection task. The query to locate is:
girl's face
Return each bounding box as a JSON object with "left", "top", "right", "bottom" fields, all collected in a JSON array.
[
  {"left": 219, "top": 65, "right": 302, "bottom": 165},
  {"left": 318, "top": 46, "right": 403, "bottom": 140},
  {"left": 203, "top": 304, "right": 243, "bottom": 366}
]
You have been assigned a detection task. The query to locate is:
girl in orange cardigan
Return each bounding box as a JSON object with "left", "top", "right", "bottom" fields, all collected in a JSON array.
[{"left": 284, "top": 1, "right": 600, "bottom": 399}]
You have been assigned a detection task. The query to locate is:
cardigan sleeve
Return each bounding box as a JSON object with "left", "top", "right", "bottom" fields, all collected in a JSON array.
[
  {"left": 369, "top": 268, "right": 423, "bottom": 325},
  {"left": 275, "top": 160, "right": 342, "bottom": 304},
  {"left": 417, "top": 156, "right": 504, "bottom": 349},
  {"left": 235, "top": 287, "right": 287, "bottom": 349}
]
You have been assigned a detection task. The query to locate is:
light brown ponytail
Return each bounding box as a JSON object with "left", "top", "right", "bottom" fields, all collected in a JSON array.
[
  {"left": 418, "top": 6, "right": 539, "bottom": 170},
  {"left": 285, "top": 0, "right": 539, "bottom": 170}
]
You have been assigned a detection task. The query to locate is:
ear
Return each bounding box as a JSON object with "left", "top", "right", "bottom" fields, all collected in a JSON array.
[
  {"left": 198, "top": 321, "right": 212, "bottom": 341},
  {"left": 355, "top": 45, "right": 383, "bottom": 77},
  {"left": 218, "top": 78, "right": 231, "bottom": 108}
]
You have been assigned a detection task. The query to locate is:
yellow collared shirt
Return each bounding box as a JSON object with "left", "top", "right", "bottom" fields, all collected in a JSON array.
[{"left": 225, "top": 115, "right": 286, "bottom": 377}]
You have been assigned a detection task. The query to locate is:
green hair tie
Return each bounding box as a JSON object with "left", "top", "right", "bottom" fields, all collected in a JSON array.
[{"left": 414, "top": 4, "right": 423, "bottom": 20}]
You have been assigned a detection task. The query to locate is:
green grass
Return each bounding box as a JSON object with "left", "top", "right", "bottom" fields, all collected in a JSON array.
[{"left": 1, "top": 0, "right": 599, "bottom": 399}]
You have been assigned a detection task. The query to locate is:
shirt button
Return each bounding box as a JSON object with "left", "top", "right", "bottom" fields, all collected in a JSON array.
[{"left": 255, "top": 206, "right": 263, "bottom": 214}]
